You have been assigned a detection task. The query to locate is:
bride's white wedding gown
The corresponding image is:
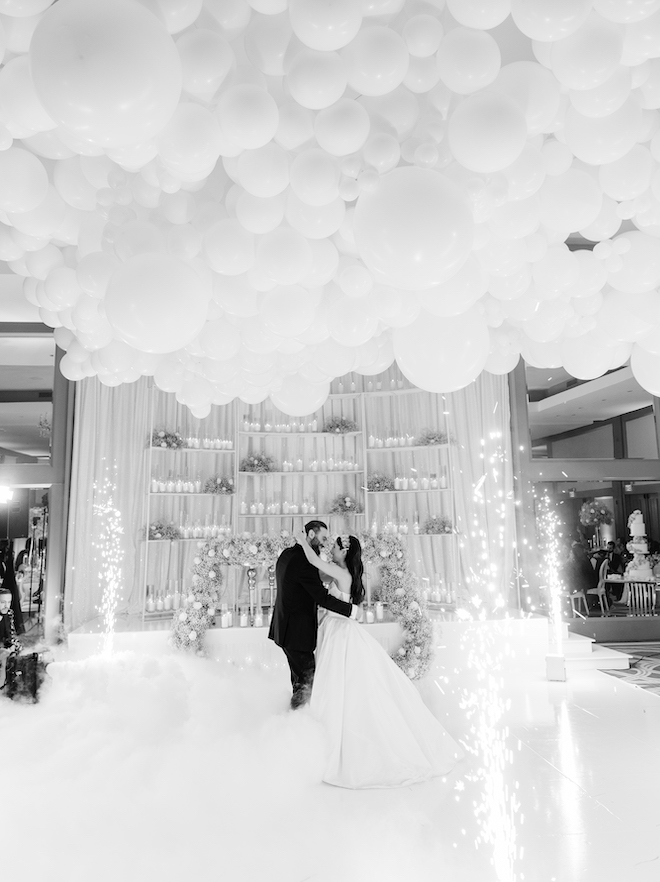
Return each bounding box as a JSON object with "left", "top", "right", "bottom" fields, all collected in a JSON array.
[{"left": 310, "top": 585, "right": 464, "bottom": 789}]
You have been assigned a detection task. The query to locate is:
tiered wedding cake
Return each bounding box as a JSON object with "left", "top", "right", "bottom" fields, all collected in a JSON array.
[{"left": 626, "top": 511, "right": 654, "bottom": 580}]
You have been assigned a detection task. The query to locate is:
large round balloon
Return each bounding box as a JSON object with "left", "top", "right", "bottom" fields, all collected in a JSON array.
[
  {"left": 448, "top": 90, "right": 527, "bottom": 174},
  {"left": 631, "top": 345, "right": 660, "bottom": 397},
  {"left": 353, "top": 166, "right": 473, "bottom": 290},
  {"left": 270, "top": 373, "right": 330, "bottom": 416},
  {"left": 0, "top": 147, "right": 48, "bottom": 213},
  {"left": 30, "top": 0, "right": 182, "bottom": 148},
  {"left": 105, "top": 254, "right": 209, "bottom": 353},
  {"left": 392, "top": 308, "right": 490, "bottom": 392},
  {"left": 608, "top": 232, "right": 660, "bottom": 293}
]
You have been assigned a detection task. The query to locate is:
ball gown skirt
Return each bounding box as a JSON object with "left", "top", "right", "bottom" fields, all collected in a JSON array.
[{"left": 310, "top": 606, "right": 464, "bottom": 789}]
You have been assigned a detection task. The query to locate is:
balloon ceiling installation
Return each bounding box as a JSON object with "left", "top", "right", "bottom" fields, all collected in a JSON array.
[{"left": 1, "top": 0, "right": 660, "bottom": 417}]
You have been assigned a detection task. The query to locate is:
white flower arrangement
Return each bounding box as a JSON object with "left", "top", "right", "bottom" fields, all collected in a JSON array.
[
  {"left": 323, "top": 416, "right": 358, "bottom": 434},
  {"left": 415, "top": 428, "right": 449, "bottom": 446},
  {"left": 420, "top": 515, "right": 453, "bottom": 535},
  {"left": 203, "top": 475, "right": 235, "bottom": 495},
  {"left": 367, "top": 472, "right": 395, "bottom": 492},
  {"left": 328, "top": 494, "right": 364, "bottom": 514},
  {"left": 579, "top": 500, "right": 613, "bottom": 526},
  {"left": 239, "top": 453, "right": 276, "bottom": 472},
  {"left": 151, "top": 429, "right": 185, "bottom": 449},
  {"left": 171, "top": 546, "right": 222, "bottom": 654},
  {"left": 147, "top": 520, "right": 181, "bottom": 541}
]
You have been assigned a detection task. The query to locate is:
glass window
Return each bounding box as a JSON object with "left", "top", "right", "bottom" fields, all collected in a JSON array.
[{"left": 526, "top": 362, "right": 657, "bottom": 460}]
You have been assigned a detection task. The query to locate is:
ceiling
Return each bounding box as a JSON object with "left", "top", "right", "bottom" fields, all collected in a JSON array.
[
  {"left": 526, "top": 365, "right": 653, "bottom": 441},
  {"left": 0, "top": 274, "right": 54, "bottom": 460}
]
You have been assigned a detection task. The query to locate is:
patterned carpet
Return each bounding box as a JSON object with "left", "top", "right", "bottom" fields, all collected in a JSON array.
[{"left": 601, "top": 642, "right": 660, "bottom": 695}]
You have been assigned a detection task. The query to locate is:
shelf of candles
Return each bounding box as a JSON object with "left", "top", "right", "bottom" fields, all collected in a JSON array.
[
  {"left": 239, "top": 431, "right": 362, "bottom": 438},
  {"left": 149, "top": 491, "right": 234, "bottom": 496},
  {"left": 151, "top": 446, "right": 234, "bottom": 452},
  {"left": 237, "top": 512, "right": 366, "bottom": 519},
  {"left": 367, "top": 444, "right": 450, "bottom": 452},
  {"left": 240, "top": 471, "right": 363, "bottom": 478},
  {"left": 367, "top": 488, "right": 451, "bottom": 494}
]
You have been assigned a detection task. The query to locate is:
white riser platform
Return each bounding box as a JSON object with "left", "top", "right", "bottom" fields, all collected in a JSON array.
[{"left": 558, "top": 624, "right": 630, "bottom": 673}]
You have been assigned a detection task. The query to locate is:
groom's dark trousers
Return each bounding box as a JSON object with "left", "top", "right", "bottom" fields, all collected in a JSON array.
[{"left": 268, "top": 544, "right": 352, "bottom": 709}]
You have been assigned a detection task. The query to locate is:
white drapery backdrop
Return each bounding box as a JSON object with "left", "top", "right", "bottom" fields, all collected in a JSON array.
[
  {"left": 64, "top": 372, "right": 517, "bottom": 631},
  {"left": 64, "top": 376, "right": 150, "bottom": 631}
]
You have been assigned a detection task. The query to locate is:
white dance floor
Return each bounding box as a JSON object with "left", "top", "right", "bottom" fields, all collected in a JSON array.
[{"left": 3, "top": 620, "right": 659, "bottom": 882}]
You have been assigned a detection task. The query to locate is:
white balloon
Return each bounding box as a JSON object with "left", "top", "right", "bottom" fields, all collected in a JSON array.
[
  {"left": 314, "top": 98, "right": 371, "bottom": 156},
  {"left": 286, "top": 48, "right": 347, "bottom": 110},
  {"left": 30, "top": 0, "right": 182, "bottom": 148},
  {"left": 354, "top": 166, "right": 474, "bottom": 290},
  {"left": 393, "top": 307, "right": 490, "bottom": 392},
  {"left": 215, "top": 84, "right": 279, "bottom": 149},
  {"left": 448, "top": 91, "right": 527, "bottom": 173},
  {"left": 270, "top": 374, "right": 330, "bottom": 416},
  {"left": 341, "top": 26, "right": 409, "bottom": 97},
  {"left": 289, "top": 0, "right": 362, "bottom": 51},
  {"left": 437, "top": 27, "right": 501, "bottom": 95}
]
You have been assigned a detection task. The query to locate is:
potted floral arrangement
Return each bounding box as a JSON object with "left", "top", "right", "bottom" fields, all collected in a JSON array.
[
  {"left": 329, "top": 494, "right": 364, "bottom": 514},
  {"left": 323, "top": 416, "right": 358, "bottom": 434},
  {"left": 579, "top": 501, "right": 613, "bottom": 526},
  {"left": 147, "top": 520, "right": 181, "bottom": 541},
  {"left": 367, "top": 472, "right": 395, "bottom": 492},
  {"left": 203, "top": 475, "right": 235, "bottom": 494},
  {"left": 239, "top": 453, "right": 276, "bottom": 472},
  {"left": 420, "top": 515, "right": 453, "bottom": 534},
  {"left": 151, "top": 429, "right": 185, "bottom": 449},
  {"left": 415, "top": 428, "right": 449, "bottom": 446}
]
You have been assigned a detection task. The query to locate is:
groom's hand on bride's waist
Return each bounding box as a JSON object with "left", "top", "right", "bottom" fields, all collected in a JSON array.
[{"left": 350, "top": 605, "right": 363, "bottom": 622}]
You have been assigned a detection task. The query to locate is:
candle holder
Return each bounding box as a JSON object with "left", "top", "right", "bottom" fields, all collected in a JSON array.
[
  {"left": 268, "top": 565, "right": 276, "bottom": 618},
  {"left": 247, "top": 567, "right": 257, "bottom": 625}
]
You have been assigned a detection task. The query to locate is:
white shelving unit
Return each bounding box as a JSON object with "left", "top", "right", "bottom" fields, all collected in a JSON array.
[{"left": 139, "top": 368, "right": 461, "bottom": 619}]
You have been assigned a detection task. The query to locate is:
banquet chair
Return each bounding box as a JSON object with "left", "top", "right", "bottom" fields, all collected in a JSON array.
[
  {"left": 627, "top": 582, "right": 656, "bottom": 616},
  {"left": 569, "top": 591, "right": 588, "bottom": 618},
  {"left": 586, "top": 559, "right": 610, "bottom": 616}
]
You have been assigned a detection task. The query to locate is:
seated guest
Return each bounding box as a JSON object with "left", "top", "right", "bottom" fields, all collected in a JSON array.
[
  {"left": 0, "top": 587, "right": 22, "bottom": 689},
  {"left": 563, "top": 540, "right": 599, "bottom": 610},
  {"left": 605, "top": 541, "right": 623, "bottom": 575}
]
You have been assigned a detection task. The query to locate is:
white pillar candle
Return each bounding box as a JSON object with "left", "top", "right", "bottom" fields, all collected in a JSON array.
[
  {"left": 366, "top": 608, "right": 375, "bottom": 624},
  {"left": 376, "top": 602, "right": 384, "bottom": 621}
]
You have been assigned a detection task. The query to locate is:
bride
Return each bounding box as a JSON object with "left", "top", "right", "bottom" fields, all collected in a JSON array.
[{"left": 296, "top": 531, "right": 463, "bottom": 790}]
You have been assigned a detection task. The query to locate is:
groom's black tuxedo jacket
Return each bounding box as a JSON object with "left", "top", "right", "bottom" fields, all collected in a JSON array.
[{"left": 268, "top": 545, "right": 352, "bottom": 652}]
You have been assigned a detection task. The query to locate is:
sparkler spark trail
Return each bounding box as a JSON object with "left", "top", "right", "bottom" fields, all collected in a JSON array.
[
  {"left": 93, "top": 466, "right": 124, "bottom": 655},
  {"left": 536, "top": 494, "right": 565, "bottom": 656},
  {"left": 454, "top": 429, "right": 522, "bottom": 881}
]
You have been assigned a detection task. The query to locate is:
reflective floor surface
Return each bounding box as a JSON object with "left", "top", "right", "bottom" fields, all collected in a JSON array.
[{"left": 2, "top": 631, "right": 658, "bottom": 882}]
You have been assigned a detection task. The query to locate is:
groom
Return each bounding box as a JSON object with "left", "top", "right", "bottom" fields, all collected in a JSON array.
[{"left": 268, "top": 520, "right": 358, "bottom": 709}]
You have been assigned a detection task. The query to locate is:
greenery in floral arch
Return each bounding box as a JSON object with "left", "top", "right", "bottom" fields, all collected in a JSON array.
[
  {"left": 171, "top": 544, "right": 223, "bottom": 654},
  {"left": 359, "top": 531, "right": 434, "bottom": 680},
  {"left": 579, "top": 501, "right": 613, "bottom": 527}
]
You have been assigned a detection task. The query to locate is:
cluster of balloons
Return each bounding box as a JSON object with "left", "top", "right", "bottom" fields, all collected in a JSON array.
[{"left": 2, "top": 0, "right": 660, "bottom": 416}]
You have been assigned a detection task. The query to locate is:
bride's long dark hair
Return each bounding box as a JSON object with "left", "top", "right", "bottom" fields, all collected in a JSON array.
[{"left": 338, "top": 535, "right": 365, "bottom": 605}]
